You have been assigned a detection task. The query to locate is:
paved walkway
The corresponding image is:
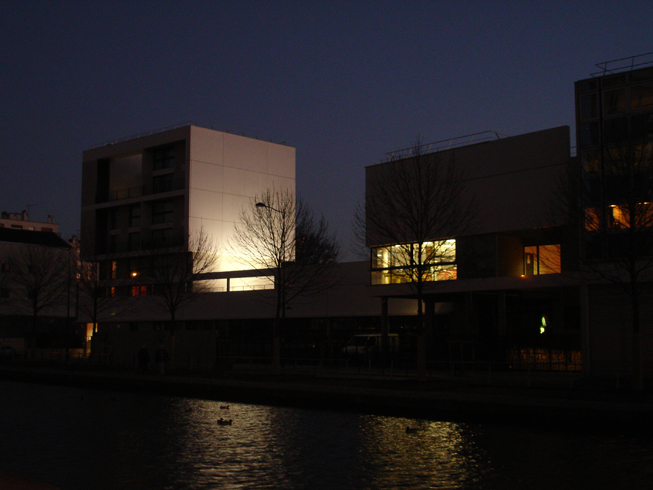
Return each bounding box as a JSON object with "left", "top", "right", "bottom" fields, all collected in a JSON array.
[{"left": 2, "top": 363, "right": 652, "bottom": 432}]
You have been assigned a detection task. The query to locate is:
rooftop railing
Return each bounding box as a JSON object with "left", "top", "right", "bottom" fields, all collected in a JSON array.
[
  {"left": 591, "top": 52, "right": 653, "bottom": 77},
  {"left": 385, "top": 130, "right": 506, "bottom": 161}
]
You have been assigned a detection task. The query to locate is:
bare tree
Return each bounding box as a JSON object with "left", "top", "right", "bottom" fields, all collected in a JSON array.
[
  {"left": 145, "top": 228, "right": 220, "bottom": 328},
  {"left": 230, "top": 188, "right": 340, "bottom": 374},
  {"left": 5, "top": 242, "right": 72, "bottom": 359},
  {"left": 361, "top": 137, "right": 478, "bottom": 380}
]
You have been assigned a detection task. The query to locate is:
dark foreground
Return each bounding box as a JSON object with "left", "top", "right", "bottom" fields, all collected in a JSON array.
[{"left": 2, "top": 363, "right": 653, "bottom": 490}]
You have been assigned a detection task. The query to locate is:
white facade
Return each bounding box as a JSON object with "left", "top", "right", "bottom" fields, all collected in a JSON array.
[
  {"left": 81, "top": 124, "right": 296, "bottom": 273},
  {"left": 186, "top": 126, "right": 295, "bottom": 270}
]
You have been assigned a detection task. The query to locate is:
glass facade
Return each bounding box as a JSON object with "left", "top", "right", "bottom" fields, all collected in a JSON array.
[{"left": 578, "top": 66, "right": 653, "bottom": 260}]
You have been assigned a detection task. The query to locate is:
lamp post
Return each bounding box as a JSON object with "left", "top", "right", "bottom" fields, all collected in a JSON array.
[{"left": 255, "top": 202, "right": 286, "bottom": 375}]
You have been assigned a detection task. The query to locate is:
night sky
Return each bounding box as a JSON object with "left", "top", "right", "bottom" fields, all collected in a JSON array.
[{"left": 1, "top": 0, "right": 650, "bottom": 259}]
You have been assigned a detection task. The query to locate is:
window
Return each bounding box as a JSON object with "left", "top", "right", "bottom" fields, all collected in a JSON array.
[
  {"left": 151, "top": 228, "right": 173, "bottom": 247},
  {"left": 371, "top": 240, "right": 457, "bottom": 285},
  {"left": 582, "top": 150, "right": 600, "bottom": 174},
  {"left": 580, "top": 121, "right": 600, "bottom": 148},
  {"left": 524, "top": 245, "right": 561, "bottom": 275},
  {"left": 153, "top": 146, "right": 175, "bottom": 170},
  {"left": 109, "top": 235, "right": 119, "bottom": 253},
  {"left": 110, "top": 261, "right": 117, "bottom": 280},
  {"left": 631, "top": 113, "right": 653, "bottom": 142},
  {"left": 128, "top": 232, "right": 140, "bottom": 251},
  {"left": 609, "top": 203, "right": 653, "bottom": 229},
  {"left": 129, "top": 205, "right": 141, "bottom": 227},
  {"left": 580, "top": 93, "right": 598, "bottom": 120},
  {"left": 109, "top": 209, "right": 118, "bottom": 229},
  {"left": 152, "top": 200, "right": 174, "bottom": 224},
  {"left": 584, "top": 208, "right": 602, "bottom": 231},
  {"left": 631, "top": 84, "right": 653, "bottom": 110},
  {"left": 603, "top": 89, "right": 626, "bottom": 115},
  {"left": 131, "top": 285, "right": 148, "bottom": 297},
  {"left": 603, "top": 117, "right": 628, "bottom": 145},
  {"left": 609, "top": 205, "right": 629, "bottom": 229},
  {"left": 152, "top": 173, "right": 174, "bottom": 193}
]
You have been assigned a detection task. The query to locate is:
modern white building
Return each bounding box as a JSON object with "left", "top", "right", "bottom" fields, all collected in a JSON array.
[{"left": 81, "top": 123, "right": 296, "bottom": 281}]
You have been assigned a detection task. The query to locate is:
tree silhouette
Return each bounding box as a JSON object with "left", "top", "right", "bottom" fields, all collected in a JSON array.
[{"left": 360, "top": 137, "right": 478, "bottom": 380}]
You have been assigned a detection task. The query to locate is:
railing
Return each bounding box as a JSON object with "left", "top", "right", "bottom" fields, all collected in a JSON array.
[
  {"left": 385, "top": 130, "right": 505, "bottom": 161},
  {"left": 105, "top": 178, "right": 186, "bottom": 202},
  {"left": 8, "top": 354, "right": 584, "bottom": 389},
  {"left": 591, "top": 52, "right": 653, "bottom": 77}
]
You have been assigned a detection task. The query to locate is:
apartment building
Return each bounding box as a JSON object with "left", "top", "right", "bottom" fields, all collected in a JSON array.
[
  {"left": 575, "top": 56, "right": 653, "bottom": 380},
  {"left": 0, "top": 210, "right": 59, "bottom": 233},
  {"left": 81, "top": 124, "right": 295, "bottom": 281}
]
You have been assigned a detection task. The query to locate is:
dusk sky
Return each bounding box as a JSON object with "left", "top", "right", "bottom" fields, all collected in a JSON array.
[{"left": 1, "top": 0, "right": 651, "bottom": 259}]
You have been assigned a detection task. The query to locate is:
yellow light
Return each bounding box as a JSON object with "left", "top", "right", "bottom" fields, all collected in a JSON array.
[{"left": 131, "top": 271, "right": 138, "bottom": 277}]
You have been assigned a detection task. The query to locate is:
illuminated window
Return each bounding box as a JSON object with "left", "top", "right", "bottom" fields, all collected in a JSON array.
[
  {"left": 609, "top": 205, "right": 629, "bottom": 228},
  {"left": 371, "top": 240, "right": 456, "bottom": 285},
  {"left": 131, "top": 285, "right": 148, "bottom": 297},
  {"left": 609, "top": 202, "right": 653, "bottom": 228},
  {"left": 110, "top": 261, "right": 117, "bottom": 279},
  {"left": 524, "top": 245, "right": 561, "bottom": 275},
  {"left": 584, "top": 208, "right": 601, "bottom": 231}
]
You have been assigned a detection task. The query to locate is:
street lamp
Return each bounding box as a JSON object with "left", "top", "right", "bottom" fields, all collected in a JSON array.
[
  {"left": 255, "top": 201, "right": 286, "bottom": 375},
  {"left": 255, "top": 202, "right": 284, "bottom": 216}
]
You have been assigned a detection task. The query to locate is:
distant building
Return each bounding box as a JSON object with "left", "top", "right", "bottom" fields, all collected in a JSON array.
[
  {"left": 574, "top": 55, "right": 653, "bottom": 380},
  {"left": 0, "top": 228, "right": 76, "bottom": 357},
  {"left": 0, "top": 210, "right": 59, "bottom": 234}
]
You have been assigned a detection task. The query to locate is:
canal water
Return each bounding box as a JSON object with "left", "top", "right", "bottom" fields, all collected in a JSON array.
[{"left": 1, "top": 380, "right": 652, "bottom": 489}]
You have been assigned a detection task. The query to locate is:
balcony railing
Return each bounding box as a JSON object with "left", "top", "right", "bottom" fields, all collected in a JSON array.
[{"left": 104, "top": 179, "right": 185, "bottom": 202}]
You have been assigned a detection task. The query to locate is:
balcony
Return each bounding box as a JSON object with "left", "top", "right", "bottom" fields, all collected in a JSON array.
[{"left": 104, "top": 178, "right": 185, "bottom": 203}]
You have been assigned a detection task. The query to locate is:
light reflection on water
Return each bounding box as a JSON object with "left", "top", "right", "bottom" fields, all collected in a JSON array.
[
  {"left": 1, "top": 380, "right": 653, "bottom": 489},
  {"left": 162, "top": 398, "right": 490, "bottom": 489}
]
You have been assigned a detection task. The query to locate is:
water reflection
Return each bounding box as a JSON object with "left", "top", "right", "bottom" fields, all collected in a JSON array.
[
  {"left": 155, "top": 398, "right": 489, "bottom": 489},
  {"left": 1, "top": 381, "right": 653, "bottom": 489}
]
